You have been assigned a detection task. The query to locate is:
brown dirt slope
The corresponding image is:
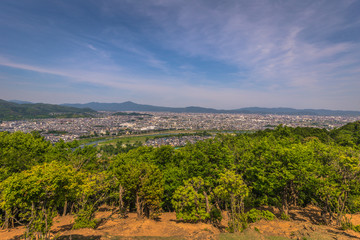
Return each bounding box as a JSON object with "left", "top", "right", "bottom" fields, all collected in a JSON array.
[{"left": 1, "top": 205, "right": 360, "bottom": 240}]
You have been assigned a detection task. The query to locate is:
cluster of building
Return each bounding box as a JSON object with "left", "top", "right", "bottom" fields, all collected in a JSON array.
[
  {"left": 1, "top": 112, "right": 359, "bottom": 143},
  {"left": 144, "top": 135, "right": 213, "bottom": 147}
]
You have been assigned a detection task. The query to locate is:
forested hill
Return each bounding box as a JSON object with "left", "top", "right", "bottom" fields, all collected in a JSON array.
[
  {"left": 0, "top": 99, "right": 96, "bottom": 121},
  {"left": 63, "top": 101, "right": 360, "bottom": 116},
  {"left": 1, "top": 122, "right": 360, "bottom": 238},
  {"left": 330, "top": 120, "right": 360, "bottom": 146}
]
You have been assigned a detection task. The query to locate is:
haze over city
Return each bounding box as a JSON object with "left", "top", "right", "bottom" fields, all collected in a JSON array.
[{"left": 1, "top": 0, "right": 360, "bottom": 110}]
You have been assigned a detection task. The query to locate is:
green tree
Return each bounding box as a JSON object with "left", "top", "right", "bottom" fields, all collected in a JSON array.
[
  {"left": 214, "top": 170, "right": 249, "bottom": 232},
  {"left": 73, "top": 171, "right": 109, "bottom": 229},
  {"left": 110, "top": 155, "right": 164, "bottom": 219},
  {"left": 312, "top": 145, "right": 360, "bottom": 225},
  {"left": 0, "top": 161, "right": 78, "bottom": 238},
  {"left": 0, "top": 131, "right": 51, "bottom": 180},
  {"left": 237, "top": 136, "right": 320, "bottom": 218},
  {"left": 172, "top": 177, "right": 211, "bottom": 222}
]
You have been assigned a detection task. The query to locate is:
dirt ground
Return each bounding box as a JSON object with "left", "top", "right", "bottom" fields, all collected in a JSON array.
[{"left": 1, "top": 205, "right": 360, "bottom": 240}]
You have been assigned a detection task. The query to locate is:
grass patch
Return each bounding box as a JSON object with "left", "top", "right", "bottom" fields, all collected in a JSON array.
[
  {"left": 95, "top": 130, "right": 208, "bottom": 145},
  {"left": 219, "top": 231, "right": 291, "bottom": 240},
  {"left": 110, "top": 237, "right": 185, "bottom": 240}
]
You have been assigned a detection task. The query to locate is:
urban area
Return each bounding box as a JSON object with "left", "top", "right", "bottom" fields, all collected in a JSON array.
[{"left": 1, "top": 112, "right": 360, "bottom": 145}]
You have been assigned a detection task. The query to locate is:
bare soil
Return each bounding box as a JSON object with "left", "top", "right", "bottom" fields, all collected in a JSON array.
[{"left": 1, "top": 205, "right": 360, "bottom": 240}]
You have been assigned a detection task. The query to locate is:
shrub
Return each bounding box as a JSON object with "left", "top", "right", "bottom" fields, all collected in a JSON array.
[
  {"left": 209, "top": 207, "right": 222, "bottom": 224},
  {"left": 280, "top": 212, "right": 291, "bottom": 221},
  {"left": 227, "top": 213, "right": 248, "bottom": 233},
  {"left": 73, "top": 205, "right": 98, "bottom": 229},
  {"left": 247, "top": 208, "right": 275, "bottom": 223}
]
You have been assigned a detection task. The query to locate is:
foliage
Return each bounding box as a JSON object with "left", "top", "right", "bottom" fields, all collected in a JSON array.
[
  {"left": 0, "top": 131, "right": 51, "bottom": 180},
  {"left": 247, "top": 209, "right": 275, "bottom": 223},
  {"left": 0, "top": 161, "right": 78, "bottom": 238},
  {"left": 280, "top": 213, "right": 291, "bottom": 221},
  {"left": 340, "top": 216, "right": 360, "bottom": 232},
  {"left": 330, "top": 121, "right": 360, "bottom": 147},
  {"left": 99, "top": 140, "right": 143, "bottom": 155},
  {"left": 73, "top": 205, "right": 98, "bottom": 229},
  {"left": 0, "top": 121, "right": 360, "bottom": 234},
  {"left": 226, "top": 212, "right": 248, "bottom": 233},
  {"left": 110, "top": 152, "right": 164, "bottom": 218},
  {"left": 214, "top": 170, "right": 249, "bottom": 232},
  {"left": 347, "top": 195, "right": 360, "bottom": 213},
  {"left": 209, "top": 207, "right": 223, "bottom": 225},
  {"left": 172, "top": 177, "right": 211, "bottom": 222},
  {"left": 312, "top": 145, "right": 360, "bottom": 225},
  {"left": 73, "top": 171, "right": 109, "bottom": 229}
]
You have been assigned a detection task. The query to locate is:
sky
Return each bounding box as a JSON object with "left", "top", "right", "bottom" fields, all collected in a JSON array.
[{"left": 0, "top": 0, "right": 360, "bottom": 110}]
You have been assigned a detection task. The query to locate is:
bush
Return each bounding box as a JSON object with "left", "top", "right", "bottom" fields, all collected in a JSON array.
[
  {"left": 209, "top": 207, "right": 222, "bottom": 224},
  {"left": 340, "top": 217, "right": 360, "bottom": 232},
  {"left": 172, "top": 177, "right": 210, "bottom": 222},
  {"left": 247, "top": 208, "right": 275, "bottom": 223},
  {"left": 73, "top": 206, "right": 98, "bottom": 229},
  {"left": 227, "top": 213, "right": 248, "bottom": 233},
  {"left": 347, "top": 195, "right": 360, "bottom": 213},
  {"left": 280, "top": 212, "right": 291, "bottom": 221}
]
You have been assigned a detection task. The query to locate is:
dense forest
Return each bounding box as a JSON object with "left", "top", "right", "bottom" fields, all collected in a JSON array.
[{"left": 0, "top": 121, "right": 360, "bottom": 239}]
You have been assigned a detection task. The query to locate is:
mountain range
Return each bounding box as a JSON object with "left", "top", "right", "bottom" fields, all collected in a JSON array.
[
  {"left": 62, "top": 101, "right": 360, "bottom": 116},
  {"left": 4, "top": 99, "right": 360, "bottom": 117},
  {"left": 0, "top": 99, "right": 95, "bottom": 121}
]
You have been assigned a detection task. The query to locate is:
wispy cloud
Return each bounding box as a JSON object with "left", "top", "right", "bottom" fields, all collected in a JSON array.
[
  {"left": 0, "top": 57, "right": 72, "bottom": 78},
  {"left": 1, "top": 0, "right": 360, "bottom": 110}
]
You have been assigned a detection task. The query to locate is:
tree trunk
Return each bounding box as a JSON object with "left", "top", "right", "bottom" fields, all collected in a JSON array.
[
  {"left": 281, "top": 204, "right": 289, "bottom": 217},
  {"left": 144, "top": 205, "right": 150, "bottom": 219},
  {"left": 337, "top": 191, "right": 348, "bottom": 226},
  {"left": 136, "top": 193, "right": 143, "bottom": 218},
  {"left": 322, "top": 197, "right": 331, "bottom": 225},
  {"left": 230, "top": 194, "right": 237, "bottom": 232},
  {"left": 119, "top": 184, "right": 125, "bottom": 216},
  {"left": 281, "top": 196, "right": 289, "bottom": 217},
  {"left": 43, "top": 204, "right": 48, "bottom": 240},
  {"left": 240, "top": 198, "right": 244, "bottom": 214},
  {"left": 203, "top": 191, "right": 210, "bottom": 215},
  {"left": 290, "top": 181, "right": 297, "bottom": 206},
  {"left": 70, "top": 202, "right": 74, "bottom": 215},
  {"left": 281, "top": 186, "right": 289, "bottom": 217},
  {"left": 321, "top": 210, "right": 329, "bottom": 225},
  {"left": 3, "top": 209, "right": 9, "bottom": 229},
  {"left": 63, "top": 199, "right": 68, "bottom": 216},
  {"left": 24, "top": 202, "right": 35, "bottom": 239}
]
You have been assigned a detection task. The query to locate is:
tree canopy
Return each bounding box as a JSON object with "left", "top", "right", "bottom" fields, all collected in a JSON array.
[{"left": 0, "top": 121, "right": 360, "bottom": 237}]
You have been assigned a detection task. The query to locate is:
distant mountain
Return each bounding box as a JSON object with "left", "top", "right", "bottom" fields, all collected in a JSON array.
[
  {"left": 230, "top": 107, "right": 360, "bottom": 116},
  {"left": 63, "top": 101, "right": 222, "bottom": 113},
  {"left": 62, "top": 101, "right": 360, "bottom": 116},
  {"left": 0, "top": 99, "right": 96, "bottom": 121},
  {"left": 9, "top": 100, "right": 33, "bottom": 104}
]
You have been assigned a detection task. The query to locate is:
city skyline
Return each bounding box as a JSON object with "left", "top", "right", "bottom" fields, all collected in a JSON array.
[{"left": 1, "top": 0, "right": 360, "bottom": 110}]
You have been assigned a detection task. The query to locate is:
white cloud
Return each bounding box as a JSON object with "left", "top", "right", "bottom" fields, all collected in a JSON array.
[{"left": 131, "top": 0, "right": 360, "bottom": 91}]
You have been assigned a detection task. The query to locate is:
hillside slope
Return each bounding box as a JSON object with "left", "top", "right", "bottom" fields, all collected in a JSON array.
[
  {"left": 1, "top": 206, "right": 360, "bottom": 240},
  {"left": 0, "top": 99, "right": 96, "bottom": 121}
]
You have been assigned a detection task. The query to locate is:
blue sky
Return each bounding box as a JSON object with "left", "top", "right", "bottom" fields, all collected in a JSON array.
[{"left": 1, "top": 0, "right": 360, "bottom": 110}]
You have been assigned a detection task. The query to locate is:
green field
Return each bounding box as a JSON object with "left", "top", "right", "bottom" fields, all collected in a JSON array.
[{"left": 77, "top": 130, "right": 210, "bottom": 146}]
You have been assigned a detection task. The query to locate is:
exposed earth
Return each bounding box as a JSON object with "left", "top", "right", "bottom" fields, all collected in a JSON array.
[{"left": 1, "top": 205, "right": 360, "bottom": 240}]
